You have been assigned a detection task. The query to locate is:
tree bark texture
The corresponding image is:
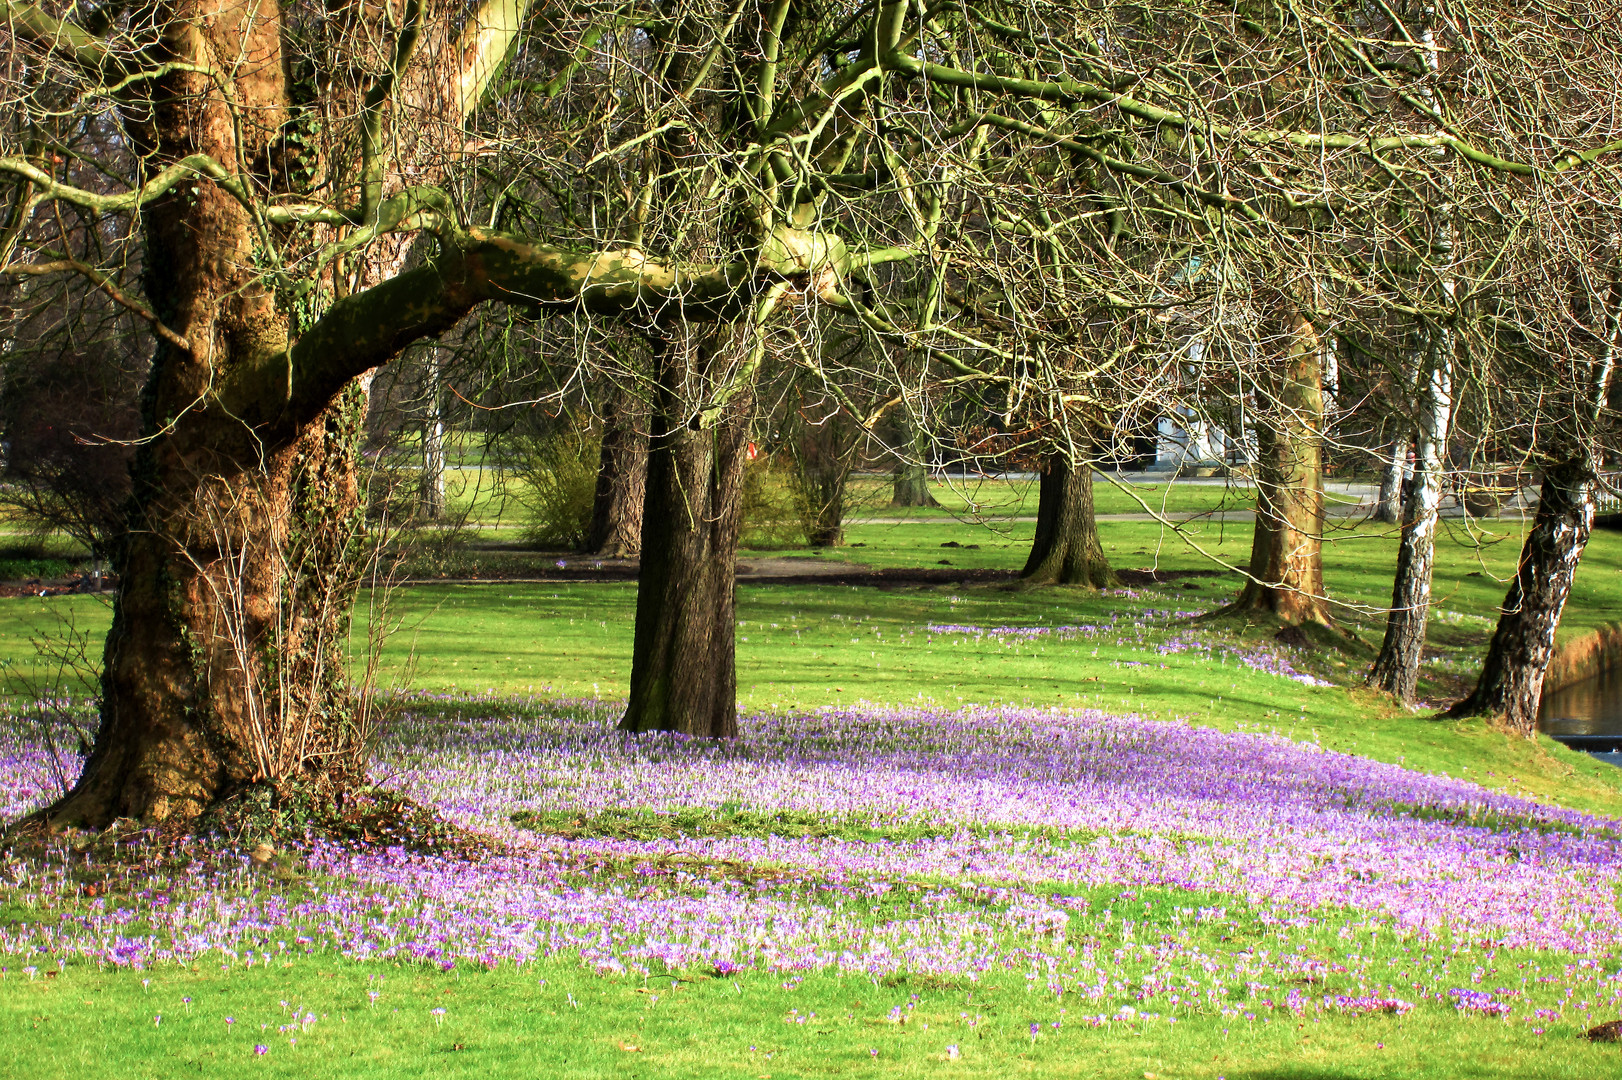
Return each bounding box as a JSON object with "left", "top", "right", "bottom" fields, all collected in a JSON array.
[
  {"left": 620, "top": 339, "right": 750, "bottom": 737},
  {"left": 1225, "top": 310, "right": 1334, "bottom": 626},
  {"left": 793, "top": 413, "right": 854, "bottom": 548},
  {"left": 1373, "top": 434, "right": 1410, "bottom": 525},
  {"left": 1446, "top": 458, "right": 1596, "bottom": 735},
  {"left": 1368, "top": 335, "right": 1454, "bottom": 701},
  {"left": 43, "top": 6, "right": 419, "bottom": 826},
  {"left": 584, "top": 391, "right": 649, "bottom": 557},
  {"left": 1021, "top": 454, "right": 1116, "bottom": 587},
  {"left": 46, "top": 15, "right": 336, "bottom": 826}
]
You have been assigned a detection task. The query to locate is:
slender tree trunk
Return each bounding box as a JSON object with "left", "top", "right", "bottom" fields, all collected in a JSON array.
[
  {"left": 799, "top": 454, "right": 848, "bottom": 548},
  {"left": 891, "top": 418, "right": 938, "bottom": 508},
  {"left": 420, "top": 356, "right": 446, "bottom": 520},
  {"left": 1224, "top": 309, "right": 1334, "bottom": 626},
  {"left": 620, "top": 339, "right": 749, "bottom": 737},
  {"left": 1021, "top": 453, "right": 1116, "bottom": 587},
  {"left": 1447, "top": 458, "right": 1596, "bottom": 735},
  {"left": 1373, "top": 434, "right": 1409, "bottom": 524},
  {"left": 803, "top": 489, "right": 846, "bottom": 547},
  {"left": 790, "top": 407, "right": 854, "bottom": 548},
  {"left": 1368, "top": 333, "right": 1455, "bottom": 701},
  {"left": 584, "top": 391, "right": 649, "bottom": 557}
]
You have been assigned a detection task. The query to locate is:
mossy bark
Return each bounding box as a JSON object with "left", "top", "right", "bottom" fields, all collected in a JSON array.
[
  {"left": 1222, "top": 309, "right": 1334, "bottom": 627},
  {"left": 44, "top": 12, "right": 369, "bottom": 827}
]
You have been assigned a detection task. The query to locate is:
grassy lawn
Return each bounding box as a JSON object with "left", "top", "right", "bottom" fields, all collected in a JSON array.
[
  {"left": 5, "top": 936, "right": 1619, "bottom": 1079},
  {"left": 4, "top": 479, "right": 1622, "bottom": 1078}
]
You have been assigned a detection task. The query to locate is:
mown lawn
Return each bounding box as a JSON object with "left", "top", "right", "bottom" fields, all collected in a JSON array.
[{"left": 5, "top": 949, "right": 1620, "bottom": 1079}]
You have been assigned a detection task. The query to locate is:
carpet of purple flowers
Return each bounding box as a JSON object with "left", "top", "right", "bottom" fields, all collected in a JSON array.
[{"left": 4, "top": 695, "right": 1622, "bottom": 1035}]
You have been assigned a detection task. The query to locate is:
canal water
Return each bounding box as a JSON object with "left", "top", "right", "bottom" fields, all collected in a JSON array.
[
  {"left": 1539, "top": 666, "right": 1622, "bottom": 736},
  {"left": 1539, "top": 667, "right": 1622, "bottom": 765}
]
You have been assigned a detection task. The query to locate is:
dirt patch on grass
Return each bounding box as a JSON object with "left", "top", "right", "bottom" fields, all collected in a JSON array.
[{"left": 394, "top": 557, "right": 1228, "bottom": 590}]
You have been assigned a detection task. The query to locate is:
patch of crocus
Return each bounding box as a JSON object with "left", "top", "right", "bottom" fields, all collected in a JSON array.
[{"left": 3, "top": 692, "right": 1621, "bottom": 1028}]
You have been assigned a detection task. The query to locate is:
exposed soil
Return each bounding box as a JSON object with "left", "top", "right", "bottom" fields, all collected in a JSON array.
[
  {"left": 394, "top": 557, "right": 1229, "bottom": 590},
  {"left": 2, "top": 560, "right": 1230, "bottom": 597},
  {"left": 0, "top": 573, "right": 115, "bottom": 598},
  {"left": 1584, "top": 1019, "right": 1622, "bottom": 1043}
]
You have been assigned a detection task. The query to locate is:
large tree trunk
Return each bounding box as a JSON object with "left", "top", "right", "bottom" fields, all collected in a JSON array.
[
  {"left": 1446, "top": 458, "right": 1596, "bottom": 735},
  {"left": 1223, "top": 309, "right": 1334, "bottom": 626},
  {"left": 583, "top": 390, "right": 649, "bottom": 557},
  {"left": 1367, "top": 334, "right": 1454, "bottom": 701},
  {"left": 41, "top": 17, "right": 350, "bottom": 827},
  {"left": 1021, "top": 453, "right": 1116, "bottom": 587},
  {"left": 620, "top": 339, "right": 749, "bottom": 737},
  {"left": 40, "top": 7, "right": 401, "bottom": 826},
  {"left": 1373, "top": 434, "right": 1410, "bottom": 525}
]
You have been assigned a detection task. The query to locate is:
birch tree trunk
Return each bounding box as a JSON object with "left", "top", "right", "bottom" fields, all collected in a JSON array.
[
  {"left": 1373, "top": 434, "right": 1410, "bottom": 525},
  {"left": 1367, "top": 332, "right": 1455, "bottom": 701},
  {"left": 1446, "top": 458, "right": 1596, "bottom": 735}
]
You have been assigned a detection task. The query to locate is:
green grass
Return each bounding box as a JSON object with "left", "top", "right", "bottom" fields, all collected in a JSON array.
[
  {"left": 12, "top": 940, "right": 1622, "bottom": 1076},
  {"left": 7, "top": 481, "right": 1622, "bottom": 1078},
  {"left": 510, "top": 804, "right": 962, "bottom": 843},
  {"left": 5, "top": 951, "right": 1620, "bottom": 1080},
  {"left": 7, "top": 504, "right": 1622, "bottom": 815}
]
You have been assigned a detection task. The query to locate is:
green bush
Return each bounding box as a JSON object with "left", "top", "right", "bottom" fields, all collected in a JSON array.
[
  {"left": 740, "top": 456, "right": 806, "bottom": 549},
  {"left": 0, "top": 556, "right": 71, "bottom": 580},
  {"left": 510, "top": 427, "right": 600, "bottom": 550},
  {"left": 0, "top": 543, "right": 72, "bottom": 580}
]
